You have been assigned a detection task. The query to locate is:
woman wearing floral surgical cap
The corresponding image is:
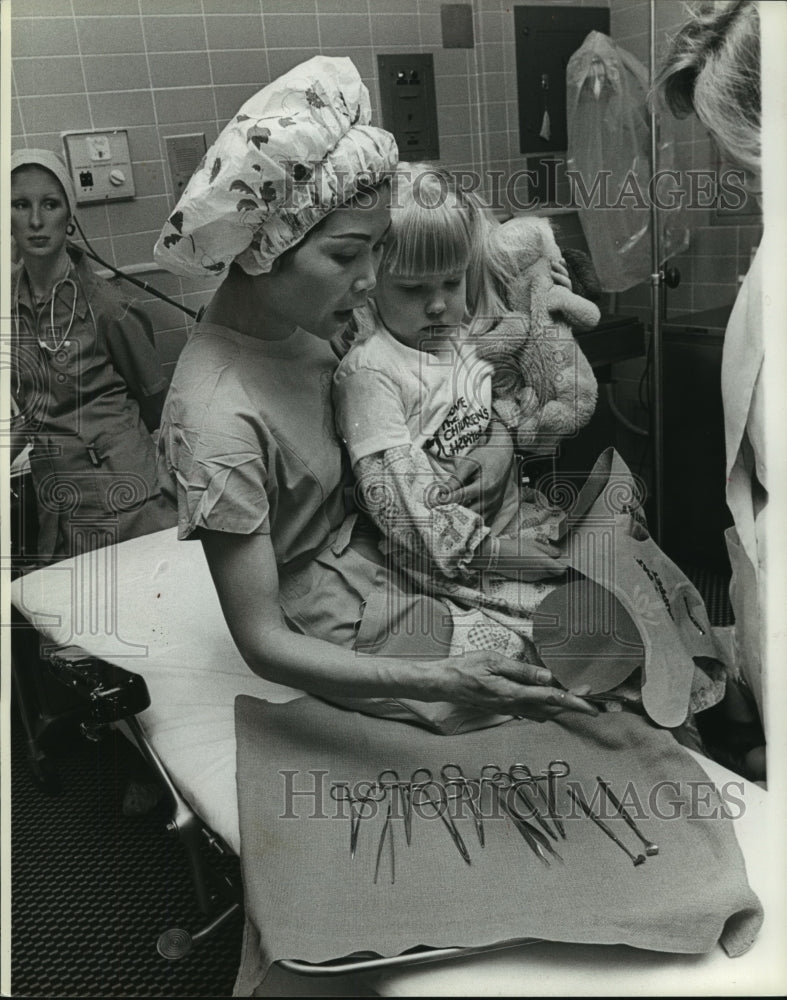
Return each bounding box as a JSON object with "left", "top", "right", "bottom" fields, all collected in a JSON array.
[{"left": 155, "top": 57, "right": 598, "bottom": 729}]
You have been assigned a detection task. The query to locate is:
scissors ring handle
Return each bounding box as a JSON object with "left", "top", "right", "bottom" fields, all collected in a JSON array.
[{"left": 547, "top": 759, "right": 571, "bottom": 779}]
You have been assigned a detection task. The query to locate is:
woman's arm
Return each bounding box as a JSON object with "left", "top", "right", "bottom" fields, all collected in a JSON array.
[
  {"left": 199, "top": 527, "right": 596, "bottom": 720},
  {"left": 103, "top": 298, "right": 169, "bottom": 432}
]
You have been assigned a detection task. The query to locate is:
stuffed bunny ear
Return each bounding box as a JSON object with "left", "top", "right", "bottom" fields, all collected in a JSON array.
[{"left": 547, "top": 285, "right": 601, "bottom": 331}]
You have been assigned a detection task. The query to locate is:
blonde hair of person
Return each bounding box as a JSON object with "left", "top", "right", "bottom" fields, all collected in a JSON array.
[{"left": 655, "top": 0, "right": 760, "bottom": 173}]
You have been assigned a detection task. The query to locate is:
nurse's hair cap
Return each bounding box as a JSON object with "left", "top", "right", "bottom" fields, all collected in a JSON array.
[
  {"left": 154, "top": 56, "right": 398, "bottom": 279},
  {"left": 10, "top": 148, "right": 78, "bottom": 217}
]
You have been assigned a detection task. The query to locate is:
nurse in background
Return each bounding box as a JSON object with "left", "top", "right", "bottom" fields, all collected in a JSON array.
[
  {"left": 657, "top": 0, "right": 766, "bottom": 782},
  {"left": 10, "top": 149, "right": 175, "bottom": 565}
]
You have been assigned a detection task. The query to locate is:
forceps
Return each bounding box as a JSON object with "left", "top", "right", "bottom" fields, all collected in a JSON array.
[
  {"left": 374, "top": 803, "right": 395, "bottom": 885},
  {"left": 500, "top": 789, "right": 564, "bottom": 865},
  {"left": 480, "top": 765, "right": 562, "bottom": 865},
  {"left": 507, "top": 764, "right": 559, "bottom": 841},
  {"left": 330, "top": 781, "right": 386, "bottom": 860},
  {"left": 596, "top": 777, "right": 659, "bottom": 856},
  {"left": 411, "top": 768, "right": 472, "bottom": 866},
  {"left": 568, "top": 787, "right": 646, "bottom": 867},
  {"left": 546, "top": 759, "right": 570, "bottom": 839},
  {"left": 377, "top": 769, "right": 412, "bottom": 846},
  {"left": 441, "top": 763, "right": 485, "bottom": 847}
]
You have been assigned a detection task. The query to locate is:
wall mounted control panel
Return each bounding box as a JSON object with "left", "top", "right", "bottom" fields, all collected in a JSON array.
[
  {"left": 377, "top": 53, "right": 439, "bottom": 161},
  {"left": 61, "top": 129, "right": 136, "bottom": 205}
]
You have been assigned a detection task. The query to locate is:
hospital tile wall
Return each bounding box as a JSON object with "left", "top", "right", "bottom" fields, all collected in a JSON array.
[
  {"left": 10, "top": 0, "right": 759, "bottom": 388},
  {"left": 607, "top": 0, "right": 762, "bottom": 452},
  {"left": 10, "top": 0, "right": 606, "bottom": 378}
]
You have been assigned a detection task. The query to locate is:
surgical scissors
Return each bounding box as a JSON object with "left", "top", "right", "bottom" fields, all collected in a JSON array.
[
  {"left": 410, "top": 768, "right": 472, "bottom": 866},
  {"left": 440, "top": 763, "right": 484, "bottom": 847},
  {"left": 330, "top": 780, "right": 386, "bottom": 860}
]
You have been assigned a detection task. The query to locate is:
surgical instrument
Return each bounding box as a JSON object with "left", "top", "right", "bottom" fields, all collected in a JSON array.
[
  {"left": 546, "top": 759, "right": 570, "bottom": 839},
  {"left": 503, "top": 794, "right": 564, "bottom": 865},
  {"left": 440, "top": 763, "right": 484, "bottom": 847},
  {"left": 568, "top": 788, "right": 646, "bottom": 867},
  {"left": 374, "top": 803, "right": 395, "bottom": 885},
  {"left": 378, "top": 769, "right": 412, "bottom": 846},
  {"left": 596, "top": 777, "right": 659, "bottom": 856},
  {"left": 508, "top": 764, "right": 559, "bottom": 841},
  {"left": 330, "top": 781, "right": 386, "bottom": 860},
  {"left": 411, "top": 771, "right": 472, "bottom": 866}
]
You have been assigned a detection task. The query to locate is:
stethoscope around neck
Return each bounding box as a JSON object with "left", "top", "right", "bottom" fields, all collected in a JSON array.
[{"left": 12, "top": 260, "right": 97, "bottom": 355}]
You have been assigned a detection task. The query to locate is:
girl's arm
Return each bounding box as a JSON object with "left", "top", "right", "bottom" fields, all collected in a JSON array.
[
  {"left": 199, "top": 527, "right": 595, "bottom": 720},
  {"left": 354, "top": 443, "right": 490, "bottom": 578}
]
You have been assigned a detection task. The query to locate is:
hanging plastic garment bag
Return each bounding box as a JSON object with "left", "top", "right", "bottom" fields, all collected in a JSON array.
[{"left": 566, "top": 31, "right": 689, "bottom": 292}]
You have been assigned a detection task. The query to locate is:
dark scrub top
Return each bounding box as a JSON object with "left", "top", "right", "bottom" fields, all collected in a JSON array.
[{"left": 11, "top": 249, "right": 176, "bottom": 563}]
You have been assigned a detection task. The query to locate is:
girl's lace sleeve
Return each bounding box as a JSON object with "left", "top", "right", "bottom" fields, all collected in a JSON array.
[{"left": 354, "top": 444, "right": 490, "bottom": 579}]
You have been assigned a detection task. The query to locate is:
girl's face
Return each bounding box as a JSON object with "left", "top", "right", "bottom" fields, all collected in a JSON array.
[
  {"left": 374, "top": 270, "right": 467, "bottom": 351},
  {"left": 11, "top": 166, "right": 70, "bottom": 261},
  {"left": 271, "top": 189, "right": 391, "bottom": 340}
]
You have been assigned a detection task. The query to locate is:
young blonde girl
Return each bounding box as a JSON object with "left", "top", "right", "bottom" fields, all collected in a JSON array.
[{"left": 333, "top": 164, "right": 573, "bottom": 640}]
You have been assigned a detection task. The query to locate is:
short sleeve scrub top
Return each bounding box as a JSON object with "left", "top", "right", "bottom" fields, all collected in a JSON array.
[{"left": 158, "top": 322, "right": 454, "bottom": 661}]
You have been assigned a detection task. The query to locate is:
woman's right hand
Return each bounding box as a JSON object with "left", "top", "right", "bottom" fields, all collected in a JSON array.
[{"left": 435, "top": 651, "right": 598, "bottom": 722}]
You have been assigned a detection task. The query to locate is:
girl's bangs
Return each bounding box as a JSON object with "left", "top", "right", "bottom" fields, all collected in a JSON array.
[{"left": 383, "top": 198, "right": 472, "bottom": 277}]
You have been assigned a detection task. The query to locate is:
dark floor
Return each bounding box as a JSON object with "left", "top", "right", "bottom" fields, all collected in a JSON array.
[
  {"left": 9, "top": 566, "right": 734, "bottom": 998},
  {"left": 10, "top": 712, "right": 244, "bottom": 998}
]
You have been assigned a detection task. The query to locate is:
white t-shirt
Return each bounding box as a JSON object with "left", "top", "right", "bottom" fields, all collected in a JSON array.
[{"left": 333, "top": 324, "right": 495, "bottom": 466}]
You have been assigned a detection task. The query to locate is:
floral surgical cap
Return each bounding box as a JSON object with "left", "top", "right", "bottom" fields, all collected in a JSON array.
[{"left": 154, "top": 56, "right": 398, "bottom": 279}]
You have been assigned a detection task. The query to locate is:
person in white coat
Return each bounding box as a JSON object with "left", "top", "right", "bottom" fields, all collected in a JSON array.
[{"left": 657, "top": 0, "right": 766, "bottom": 781}]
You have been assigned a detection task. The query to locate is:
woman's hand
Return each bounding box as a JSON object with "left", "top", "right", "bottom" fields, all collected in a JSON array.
[{"left": 436, "top": 652, "right": 598, "bottom": 721}]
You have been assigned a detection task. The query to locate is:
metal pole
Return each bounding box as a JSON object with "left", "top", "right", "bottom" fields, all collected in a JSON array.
[{"left": 649, "top": 0, "right": 664, "bottom": 544}]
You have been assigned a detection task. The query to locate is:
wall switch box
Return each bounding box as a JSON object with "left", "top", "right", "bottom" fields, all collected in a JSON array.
[
  {"left": 62, "top": 129, "right": 135, "bottom": 205},
  {"left": 165, "top": 132, "right": 207, "bottom": 200},
  {"left": 377, "top": 53, "right": 439, "bottom": 161}
]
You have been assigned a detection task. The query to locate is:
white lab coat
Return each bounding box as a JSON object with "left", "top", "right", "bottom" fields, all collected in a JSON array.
[{"left": 721, "top": 244, "right": 767, "bottom": 733}]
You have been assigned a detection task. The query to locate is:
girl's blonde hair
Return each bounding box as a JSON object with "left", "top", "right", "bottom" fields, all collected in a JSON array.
[{"left": 379, "top": 163, "right": 493, "bottom": 313}]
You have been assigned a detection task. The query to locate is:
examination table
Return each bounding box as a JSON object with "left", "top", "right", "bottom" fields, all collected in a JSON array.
[{"left": 9, "top": 527, "right": 784, "bottom": 996}]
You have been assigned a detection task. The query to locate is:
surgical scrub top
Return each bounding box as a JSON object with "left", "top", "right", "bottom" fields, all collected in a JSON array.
[
  {"left": 158, "top": 321, "right": 456, "bottom": 656},
  {"left": 11, "top": 250, "right": 175, "bottom": 562}
]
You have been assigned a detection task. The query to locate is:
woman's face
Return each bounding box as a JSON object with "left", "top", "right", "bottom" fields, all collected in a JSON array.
[
  {"left": 11, "top": 166, "right": 70, "bottom": 262},
  {"left": 271, "top": 188, "right": 391, "bottom": 340}
]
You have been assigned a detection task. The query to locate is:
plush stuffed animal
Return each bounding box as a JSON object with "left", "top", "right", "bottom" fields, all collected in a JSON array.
[{"left": 474, "top": 216, "right": 601, "bottom": 451}]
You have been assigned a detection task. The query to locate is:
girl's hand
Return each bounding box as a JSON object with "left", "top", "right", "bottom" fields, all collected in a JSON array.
[
  {"left": 436, "top": 652, "right": 598, "bottom": 721},
  {"left": 500, "top": 529, "right": 569, "bottom": 580},
  {"left": 551, "top": 258, "right": 572, "bottom": 290},
  {"left": 434, "top": 419, "right": 515, "bottom": 517},
  {"left": 469, "top": 531, "right": 568, "bottom": 580}
]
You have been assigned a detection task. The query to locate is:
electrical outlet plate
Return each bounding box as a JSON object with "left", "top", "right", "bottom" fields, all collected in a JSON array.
[{"left": 61, "top": 128, "right": 136, "bottom": 205}]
